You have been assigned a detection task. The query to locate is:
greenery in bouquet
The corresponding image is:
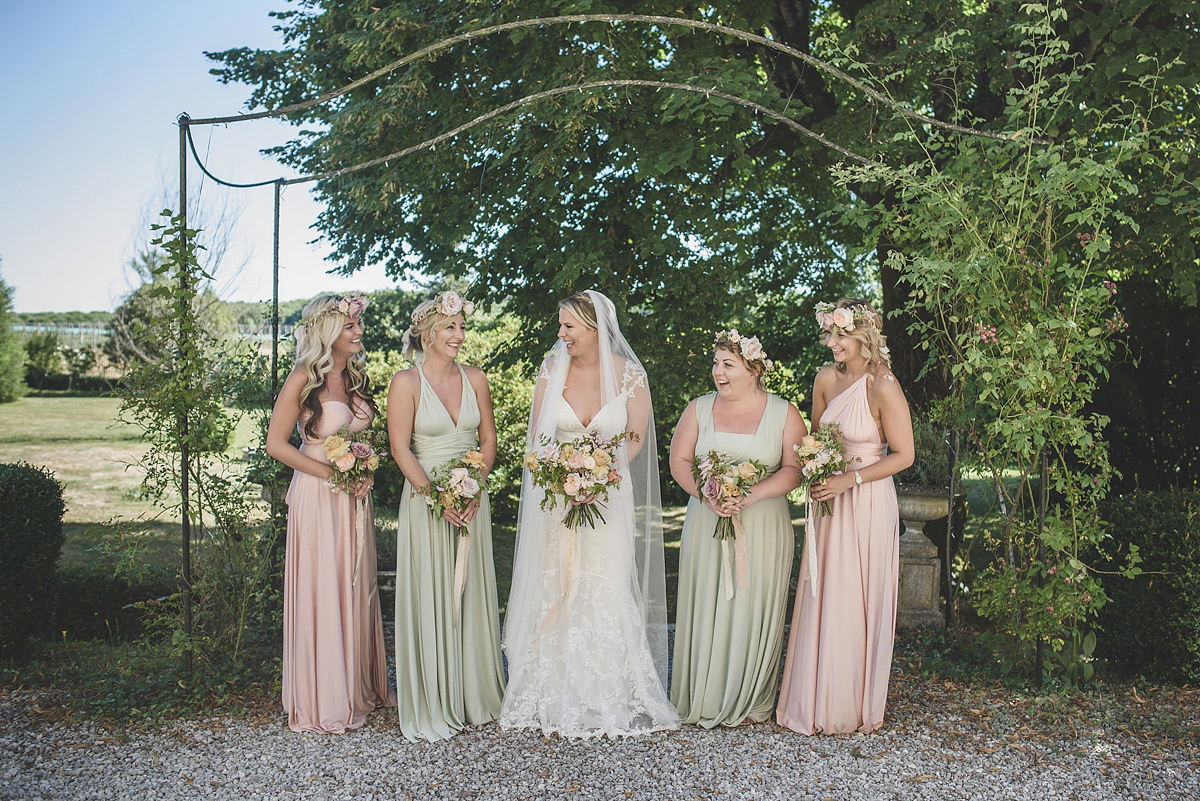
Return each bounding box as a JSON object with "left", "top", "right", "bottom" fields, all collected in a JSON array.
[
  {"left": 794, "top": 423, "right": 859, "bottom": 516},
  {"left": 691, "top": 449, "right": 767, "bottom": 540},
  {"left": 524, "top": 430, "right": 636, "bottom": 531},
  {"left": 415, "top": 450, "right": 487, "bottom": 535}
]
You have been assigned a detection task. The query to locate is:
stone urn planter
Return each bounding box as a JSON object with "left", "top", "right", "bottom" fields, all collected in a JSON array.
[{"left": 896, "top": 486, "right": 950, "bottom": 628}]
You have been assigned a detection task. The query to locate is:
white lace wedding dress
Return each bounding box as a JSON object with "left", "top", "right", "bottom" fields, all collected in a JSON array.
[{"left": 499, "top": 365, "right": 679, "bottom": 738}]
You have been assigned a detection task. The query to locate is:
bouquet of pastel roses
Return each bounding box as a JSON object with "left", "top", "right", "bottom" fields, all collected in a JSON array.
[
  {"left": 525, "top": 430, "right": 637, "bottom": 531},
  {"left": 794, "top": 423, "right": 858, "bottom": 516},
  {"left": 415, "top": 450, "right": 488, "bottom": 536},
  {"left": 322, "top": 428, "right": 387, "bottom": 493},
  {"left": 692, "top": 450, "right": 768, "bottom": 540}
]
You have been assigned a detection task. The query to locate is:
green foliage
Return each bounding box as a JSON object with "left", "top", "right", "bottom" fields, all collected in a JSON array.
[
  {"left": 1096, "top": 488, "right": 1200, "bottom": 682},
  {"left": 898, "top": 417, "right": 954, "bottom": 490},
  {"left": 207, "top": 0, "right": 863, "bottom": 417},
  {"left": 53, "top": 561, "right": 178, "bottom": 642},
  {"left": 0, "top": 640, "right": 279, "bottom": 724},
  {"left": 62, "top": 345, "right": 102, "bottom": 391},
  {"left": 23, "top": 331, "right": 62, "bottom": 389},
  {"left": 207, "top": 1, "right": 1198, "bottom": 413},
  {"left": 0, "top": 463, "right": 66, "bottom": 657},
  {"left": 834, "top": 5, "right": 1157, "bottom": 680},
  {"left": 115, "top": 212, "right": 279, "bottom": 668},
  {"left": 105, "top": 249, "right": 235, "bottom": 372},
  {"left": 0, "top": 268, "right": 27, "bottom": 403}
]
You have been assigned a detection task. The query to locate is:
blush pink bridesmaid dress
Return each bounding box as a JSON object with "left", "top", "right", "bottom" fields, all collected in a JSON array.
[
  {"left": 776, "top": 374, "right": 900, "bottom": 735},
  {"left": 282, "top": 397, "right": 395, "bottom": 733}
]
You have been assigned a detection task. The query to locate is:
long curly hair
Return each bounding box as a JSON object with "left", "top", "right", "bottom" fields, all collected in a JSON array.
[
  {"left": 827, "top": 298, "right": 892, "bottom": 381},
  {"left": 293, "top": 294, "right": 376, "bottom": 440}
]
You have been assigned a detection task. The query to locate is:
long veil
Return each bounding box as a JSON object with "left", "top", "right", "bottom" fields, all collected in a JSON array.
[{"left": 502, "top": 290, "right": 669, "bottom": 688}]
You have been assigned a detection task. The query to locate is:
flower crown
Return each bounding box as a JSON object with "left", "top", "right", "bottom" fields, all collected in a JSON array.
[
  {"left": 412, "top": 291, "right": 475, "bottom": 323},
  {"left": 815, "top": 301, "right": 879, "bottom": 335},
  {"left": 309, "top": 293, "right": 369, "bottom": 326},
  {"left": 714, "top": 329, "right": 774, "bottom": 372}
]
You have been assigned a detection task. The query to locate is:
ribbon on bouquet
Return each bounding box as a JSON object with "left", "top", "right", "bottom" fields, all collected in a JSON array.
[
  {"left": 804, "top": 500, "right": 818, "bottom": 597},
  {"left": 719, "top": 513, "right": 752, "bottom": 600},
  {"left": 351, "top": 496, "right": 368, "bottom": 591},
  {"left": 537, "top": 520, "right": 581, "bottom": 635},
  {"left": 451, "top": 529, "right": 471, "bottom": 625}
]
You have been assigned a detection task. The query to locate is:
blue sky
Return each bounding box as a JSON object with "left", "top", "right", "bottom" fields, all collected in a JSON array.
[{"left": 0, "top": 0, "right": 395, "bottom": 313}]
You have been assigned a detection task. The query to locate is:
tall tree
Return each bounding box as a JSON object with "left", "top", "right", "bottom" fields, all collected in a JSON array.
[{"left": 208, "top": 0, "right": 1199, "bottom": 412}]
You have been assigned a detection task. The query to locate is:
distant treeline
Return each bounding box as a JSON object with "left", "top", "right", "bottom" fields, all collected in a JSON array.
[
  {"left": 15, "top": 311, "right": 114, "bottom": 324},
  {"left": 16, "top": 298, "right": 316, "bottom": 328}
]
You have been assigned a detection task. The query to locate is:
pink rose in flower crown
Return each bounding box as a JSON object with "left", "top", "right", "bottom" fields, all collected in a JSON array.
[
  {"left": 741, "top": 337, "right": 766, "bottom": 361},
  {"left": 831, "top": 308, "right": 856, "bottom": 331},
  {"left": 439, "top": 291, "right": 464, "bottom": 316}
]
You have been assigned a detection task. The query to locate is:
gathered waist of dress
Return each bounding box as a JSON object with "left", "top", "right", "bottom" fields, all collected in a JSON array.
[
  {"left": 411, "top": 430, "right": 479, "bottom": 463},
  {"left": 844, "top": 442, "right": 887, "bottom": 464}
]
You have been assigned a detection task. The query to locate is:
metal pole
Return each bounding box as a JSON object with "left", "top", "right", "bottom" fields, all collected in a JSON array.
[
  {"left": 272, "top": 181, "right": 281, "bottom": 399},
  {"left": 177, "top": 113, "right": 193, "bottom": 674},
  {"left": 1035, "top": 451, "right": 1049, "bottom": 687}
]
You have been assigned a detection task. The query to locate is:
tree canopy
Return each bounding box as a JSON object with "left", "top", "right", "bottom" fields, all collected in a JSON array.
[{"left": 208, "top": 0, "right": 1198, "bottom": 412}]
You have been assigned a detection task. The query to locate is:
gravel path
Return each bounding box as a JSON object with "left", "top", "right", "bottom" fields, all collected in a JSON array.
[{"left": 3, "top": 679, "right": 1197, "bottom": 801}]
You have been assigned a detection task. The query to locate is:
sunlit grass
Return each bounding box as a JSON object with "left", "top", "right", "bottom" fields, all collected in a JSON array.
[{"left": 1, "top": 395, "right": 261, "bottom": 565}]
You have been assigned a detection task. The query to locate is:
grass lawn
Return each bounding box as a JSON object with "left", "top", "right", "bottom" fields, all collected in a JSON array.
[
  {"left": 0, "top": 394, "right": 259, "bottom": 565},
  {"left": 2, "top": 394, "right": 810, "bottom": 619}
]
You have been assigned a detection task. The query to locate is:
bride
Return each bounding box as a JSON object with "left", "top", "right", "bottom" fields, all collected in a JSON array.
[{"left": 500, "top": 290, "right": 680, "bottom": 738}]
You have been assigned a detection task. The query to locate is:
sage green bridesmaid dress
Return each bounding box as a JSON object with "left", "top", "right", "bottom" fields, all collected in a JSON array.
[
  {"left": 670, "top": 392, "right": 795, "bottom": 727},
  {"left": 394, "top": 363, "right": 505, "bottom": 741}
]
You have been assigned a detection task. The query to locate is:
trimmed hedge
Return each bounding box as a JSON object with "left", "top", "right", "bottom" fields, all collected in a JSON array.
[
  {"left": 0, "top": 462, "right": 66, "bottom": 656},
  {"left": 1097, "top": 488, "right": 1200, "bottom": 682}
]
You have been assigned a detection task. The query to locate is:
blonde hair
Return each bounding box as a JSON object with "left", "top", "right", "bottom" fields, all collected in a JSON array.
[
  {"left": 558, "top": 292, "right": 599, "bottom": 332},
  {"left": 294, "top": 293, "right": 375, "bottom": 439},
  {"left": 827, "top": 297, "right": 892, "bottom": 381},
  {"left": 403, "top": 298, "right": 461, "bottom": 362}
]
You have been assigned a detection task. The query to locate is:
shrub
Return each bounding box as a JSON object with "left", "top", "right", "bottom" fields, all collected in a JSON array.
[
  {"left": 1096, "top": 488, "right": 1200, "bottom": 682},
  {"left": 0, "top": 270, "right": 27, "bottom": 403},
  {"left": 53, "top": 562, "right": 178, "bottom": 641},
  {"left": 0, "top": 463, "right": 66, "bottom": 656}
]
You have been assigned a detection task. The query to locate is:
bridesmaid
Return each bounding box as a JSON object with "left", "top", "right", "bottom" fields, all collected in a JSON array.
[
  {"left": 387, "top": 291, "right": 505, "bottom": 741},
  {"left": 669, "top": 330, "right": 806, "bottom": 727},
  {"left": 266, "top": 292, "right": 395, "bottom": 733},
  {"left": 776, "top": 298, "right": 913, "bottom": 735}
]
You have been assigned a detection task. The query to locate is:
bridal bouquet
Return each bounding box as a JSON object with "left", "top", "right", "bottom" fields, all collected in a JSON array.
[
  {"left": 322, "top": 428, "right": 387, "bottom": 493},
  {"left": 692, "top": 450, "right": 768, "bottom": 540},
  {"left": 794, "top": 424, "right": 858, "bottom": 516},
  {"left": 524, "top": 430, "right": 637, "bottom": 531},
  {"left": 415, "top": 450, "right": 488, "bottom": 535}
]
